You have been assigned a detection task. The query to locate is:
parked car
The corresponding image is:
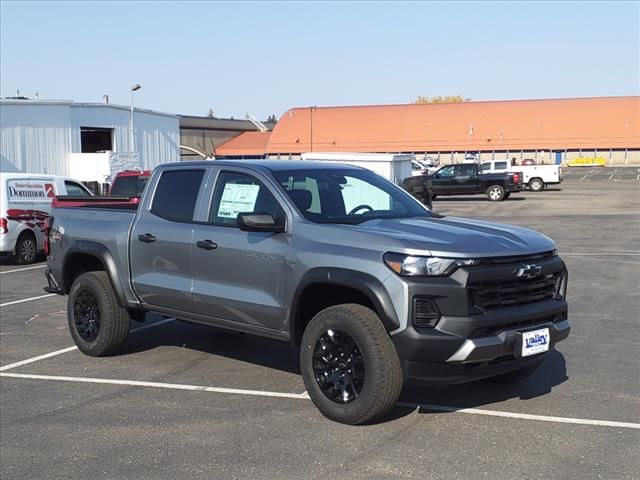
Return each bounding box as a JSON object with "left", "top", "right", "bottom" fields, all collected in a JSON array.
[
  {"left": 404, "top": 163, "right": 523, "bottom": 201},
  {"left": 480, "top": 160, "right": 563, "bottom": 191},
  {"left": 411, "top": 160, "right": 429, "bottom": 176},
  {"left": 0, "top": 172, "right": 92, "bottom": 263},
  {"left": 45, "top": 160, "right": 569, "bottom": 424},
  {"left": 108, "top": 170, "right": 151, "bottom": 196}
]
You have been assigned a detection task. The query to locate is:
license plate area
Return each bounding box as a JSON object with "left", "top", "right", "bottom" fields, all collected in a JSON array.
[{"left": 515, "top": 327, "right": 550, "bottom": 357}]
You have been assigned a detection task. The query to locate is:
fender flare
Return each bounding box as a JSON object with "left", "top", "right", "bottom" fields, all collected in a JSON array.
[
  {"left": 61, "top": 241, "right": 129, "bottom": 307},
  {"left": 289, "top": 267, "right": 400, "bottom": 345}
]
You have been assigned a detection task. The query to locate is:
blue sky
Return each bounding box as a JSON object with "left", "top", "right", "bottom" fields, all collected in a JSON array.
[{"left": 1, "top": 1, "right": 638, "bottom": 119}]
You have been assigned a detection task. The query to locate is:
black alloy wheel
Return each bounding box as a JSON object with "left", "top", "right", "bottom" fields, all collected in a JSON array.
[
  {"left": 313, "top": 329, "right": 365, "bottom": 404},
  {"left": 73, "top": 290, "right": 101, "bottom": 342}
]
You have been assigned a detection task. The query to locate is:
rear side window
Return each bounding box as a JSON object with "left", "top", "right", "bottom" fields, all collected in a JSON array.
[
  {"left": 64, "top": 181, "right": 91, "bottom": 196},
  {"left": 494, "top": 161, "right": 508, "bottom": 170},
  {"left": 151, "top": 170, "right": 205, "bottom": 222},
  {"left": 110, "top": 176, "right": 149, "bottom": 196}
]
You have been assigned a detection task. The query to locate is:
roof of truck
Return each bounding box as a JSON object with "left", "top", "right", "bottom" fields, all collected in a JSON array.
[{"left": 164, "top": 160, "right": 366, "bottom": 172}]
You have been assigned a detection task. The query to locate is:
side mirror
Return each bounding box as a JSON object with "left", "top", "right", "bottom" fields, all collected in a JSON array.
[{"left": 237, "top": 213, "right": 285, "bottom": 233}]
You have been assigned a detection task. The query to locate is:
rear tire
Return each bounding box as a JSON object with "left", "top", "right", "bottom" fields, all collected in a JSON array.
[
  {"left": 15, "top": 231, "right": 37, "bottom": 264},
  {"left": 486, "top": 185, "right": 505, "bottom": 201},
  {"left": 489, "top": 363, "right": 541, "bottom": 384},
  {"left": 300, "top": 304, "right": 403, "bottom": 425},
  {"left": 529, "top": 178, "right": 544, "bottom": 192},
  {"left": 68, "top": 271, "right": 130, "bottom": 356}
]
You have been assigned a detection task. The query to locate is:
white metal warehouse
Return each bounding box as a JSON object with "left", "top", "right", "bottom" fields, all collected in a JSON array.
[{"left": 0, "top": 99, "right": 180, "bottom": 182}]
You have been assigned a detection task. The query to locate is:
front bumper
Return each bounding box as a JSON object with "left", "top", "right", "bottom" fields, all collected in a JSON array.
[{"left": 390, "top": 254, "right": 570, "bottom": 384}]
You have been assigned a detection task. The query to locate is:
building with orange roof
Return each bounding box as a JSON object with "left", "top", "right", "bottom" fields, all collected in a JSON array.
[
  {"left": 216, "top": 96, "right": 640, "bottom": 165},
  {"left": 214, "top": 131, "right": 271, "bottom": 157}
]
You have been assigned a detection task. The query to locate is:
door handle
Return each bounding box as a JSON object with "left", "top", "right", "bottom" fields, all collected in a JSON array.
[
  {"left": 137, "top": 233, "right": 156, "bottom": 243},
  {"left": 196, "top": 239, "right": 217, "bottom": 250}
]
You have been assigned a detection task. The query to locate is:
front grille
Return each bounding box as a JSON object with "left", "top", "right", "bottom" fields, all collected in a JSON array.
[
  {"left": 476, "top": 251, "right": 556, "bottom": 265},
  {"left": 470, "top": 272, "right": 563, "bottom": 310}
]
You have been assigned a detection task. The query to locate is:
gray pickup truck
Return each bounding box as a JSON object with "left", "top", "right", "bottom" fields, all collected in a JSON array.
[{"left": 45, "top": 160, "right": 570, "bottom": 424}]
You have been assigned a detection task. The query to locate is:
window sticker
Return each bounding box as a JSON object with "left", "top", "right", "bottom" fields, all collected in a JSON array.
[{"left": 217, "top": 183, "right": 260, "bottom": 218}]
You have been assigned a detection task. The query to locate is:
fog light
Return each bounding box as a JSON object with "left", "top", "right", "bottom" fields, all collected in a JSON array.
[{"left": 413, "top": 297, "right": 441, "bottom": 328}]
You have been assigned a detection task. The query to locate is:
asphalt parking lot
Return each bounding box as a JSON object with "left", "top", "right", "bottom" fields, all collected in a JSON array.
[{"left": 1, "top": 171, "right": 639, "bottom": 480}]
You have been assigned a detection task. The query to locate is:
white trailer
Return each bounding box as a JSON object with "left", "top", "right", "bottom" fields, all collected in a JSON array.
[{"left": 300, "top": 152, "right": 413, "bottom": 185}]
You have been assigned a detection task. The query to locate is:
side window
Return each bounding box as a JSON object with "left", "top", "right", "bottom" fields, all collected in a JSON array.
[
  {"left": 480, "top": 162, "right": 491, "bottom": 172},
  {"left": 494, "top": 161, "right": 508, "bottom": 170},
  {"left": 457, "top": 164, "right": 476, "bottom": 176},
  {"left": 64, "top": 181, "right": 91, "bottom": 196},
  {"left": 437, "top": 165, "right": 455, "bottom": 177},
  {"left": 210, "top": 172, "right": 282, "bottom": 227},
  {"left": 151, "top": 170, "right": 205, "bottom": 222}
]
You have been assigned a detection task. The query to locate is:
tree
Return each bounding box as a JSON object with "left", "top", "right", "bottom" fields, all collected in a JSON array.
[
  {"left": 412, "top": 95, "right": 471, "bottom": 104},
  {"left": 266, "top": 114, "right": 277, "bottom": 123},
  {"left": 207, "top": 108, "right": 216, "bottom": 118}
]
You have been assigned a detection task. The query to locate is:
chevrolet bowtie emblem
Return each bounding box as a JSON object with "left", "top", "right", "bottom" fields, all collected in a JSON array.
[{"left": 516, "top": 264, "right": 542, "bottom": 278}]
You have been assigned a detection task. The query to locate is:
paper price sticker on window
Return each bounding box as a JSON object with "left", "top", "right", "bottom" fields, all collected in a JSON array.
[{"left": 217, "top": 183, "right": 260, "bottom": 219}]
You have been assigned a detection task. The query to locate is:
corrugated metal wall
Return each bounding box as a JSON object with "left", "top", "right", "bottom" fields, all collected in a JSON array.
[
  {"left": 70, "top": 105, "right": 180, "bottom": 170},
  {"left": 0, "top": 103, "right": 73, "bottom": 174},
  {"left": 0, "top": 101, "right": 180, "bottom": 176}
]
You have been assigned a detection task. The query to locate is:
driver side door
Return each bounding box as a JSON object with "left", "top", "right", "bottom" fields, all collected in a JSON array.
[{"left": 429, "top": 165, "right": 456, "bottom": 194}]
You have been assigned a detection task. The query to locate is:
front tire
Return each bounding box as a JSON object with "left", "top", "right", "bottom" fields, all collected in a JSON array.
[
  {"left": 15, "top": 232, "right": 37, "bottom": 264},
  {"left": 300, "top": 304, "right": 403, "bottom": 425},
  {"left": 486, "top": 185, "right": 505, "bottom": 201},
  {"left": 529, "top": 178, "right": 544, "bottom": 191},
  {"left": 68, "top": 271, "right": 131, "bottom": 356}
]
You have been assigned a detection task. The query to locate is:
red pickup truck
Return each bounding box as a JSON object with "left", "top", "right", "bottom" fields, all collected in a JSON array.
[{"left": 108, "top": 170, "right": 151, "bottom": 196}]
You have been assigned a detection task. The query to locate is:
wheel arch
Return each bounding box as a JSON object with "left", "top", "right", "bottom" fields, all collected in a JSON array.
[
  {"left": 288, "top": 268, "right": 400, "bottom": 347},
  {"left": 61, "top": 241, "right": 128, "bottom": 307}
]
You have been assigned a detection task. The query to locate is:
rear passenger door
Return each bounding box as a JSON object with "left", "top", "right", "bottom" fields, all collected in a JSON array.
[
  {"left": 130, "top": 168, "right": 208, "bottom": 313},
  {"left": 191, "top": 169, "right": 290, "bottom": 331}
]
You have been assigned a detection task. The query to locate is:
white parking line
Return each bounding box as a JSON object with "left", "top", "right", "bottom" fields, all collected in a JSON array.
[
  {"left": 0, "top": 293, "right": 56, "bottom": 308},
  {"left": 0, "top": 265, "right": 47, "bottom": 275},
  {"left": 0, "top": 372, "right": 308, "bottom": 399},
  {"left": 0, "top": 317, "right": 176, "bottom": 372},
  {"left": 0, "top": 346, "right": 78, "bottom": 372},
  {"left": 396, "top": 402, "right": 640, "bottom": 429},
  {"left": 0, "top": 371, "right": 637, "bottom": 429}
]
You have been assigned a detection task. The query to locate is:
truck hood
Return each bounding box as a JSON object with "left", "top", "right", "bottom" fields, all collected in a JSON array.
[{"left": 329, "top": 216, "right": 556, "bottom": 258}]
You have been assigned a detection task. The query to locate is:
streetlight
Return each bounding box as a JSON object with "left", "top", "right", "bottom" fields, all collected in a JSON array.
[
  {"left": 309, "top": 105, "right": 316, "bottom": 152},
  {"left": 129, "top": 84, "right": 141, "bottom": 152}
]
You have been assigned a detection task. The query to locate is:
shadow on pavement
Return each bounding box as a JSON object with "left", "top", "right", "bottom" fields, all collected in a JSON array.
[
  {"left": 434, "top": 196, "right": 527, "bottom": 202},
  {"left": 122, "top": 318, "right": 567, "bottom": 423},
  {"left": 122, "top": 318, "right": 301, "bottom": 375}
]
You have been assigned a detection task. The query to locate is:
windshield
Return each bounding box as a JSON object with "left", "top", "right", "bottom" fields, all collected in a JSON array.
[{"left": 273, "top": 168, "right": 430, "bottom": 224}]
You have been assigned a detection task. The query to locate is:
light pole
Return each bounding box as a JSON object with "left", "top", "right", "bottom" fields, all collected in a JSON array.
[
  {"left": 309, "top": 105, "right": 316, "bottom": 152},
  {"left": 129, "top": 84, "right": 141, "bottom": 152}
]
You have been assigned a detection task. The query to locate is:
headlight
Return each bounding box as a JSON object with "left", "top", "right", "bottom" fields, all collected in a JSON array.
[{"left": 384, "top": 252, "right": 479, "bottom": 277}]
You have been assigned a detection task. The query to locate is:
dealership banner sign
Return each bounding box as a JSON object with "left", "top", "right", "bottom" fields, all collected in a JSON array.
[{"left": 6, "top": 180, "right": 56, "bottom": 203}]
